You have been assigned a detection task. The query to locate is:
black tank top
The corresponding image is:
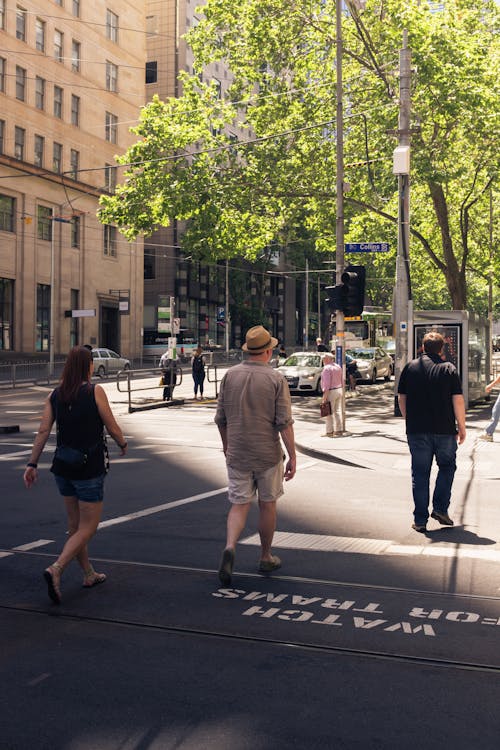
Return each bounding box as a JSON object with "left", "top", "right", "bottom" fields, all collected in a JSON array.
[{"left": 50, "top": 384, "right": 105, "bottom": 479}]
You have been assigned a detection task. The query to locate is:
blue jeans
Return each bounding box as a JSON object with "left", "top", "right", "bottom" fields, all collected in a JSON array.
[
  {"left": 485, "top": 393, "right": 500, "bottom": 436},
  {"left": 407, "top": 434, "right": 457, "bottom": 526},
  {"left": 54, "top": 474, "right": 105, "bottom": 502}
]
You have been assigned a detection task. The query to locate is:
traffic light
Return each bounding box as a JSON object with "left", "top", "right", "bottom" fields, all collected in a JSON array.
[
  {"left": 325, "top": 264, "right": 366, "bottom": 316},
  {"left": 341, "top": 265, "right": 366, "bottom": 316}
]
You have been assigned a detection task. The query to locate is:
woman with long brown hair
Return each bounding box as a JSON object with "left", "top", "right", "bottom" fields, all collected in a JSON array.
[{"left": 23, "top": 346, "right": 127, "bottom": 604}]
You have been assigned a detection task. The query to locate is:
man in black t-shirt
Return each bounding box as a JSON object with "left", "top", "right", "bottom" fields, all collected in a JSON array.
[{"left": 397, "top": 332, "right": 466, "bottom": 532}]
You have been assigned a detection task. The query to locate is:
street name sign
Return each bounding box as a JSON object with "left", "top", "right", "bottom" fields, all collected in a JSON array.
[{"left": 345, "top": 242, "right": 389, "bottom": 253}]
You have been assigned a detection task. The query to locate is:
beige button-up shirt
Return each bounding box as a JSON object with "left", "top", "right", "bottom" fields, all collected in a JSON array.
[{"left": 214, "top": 361, "right": 293, "bottom": 470}]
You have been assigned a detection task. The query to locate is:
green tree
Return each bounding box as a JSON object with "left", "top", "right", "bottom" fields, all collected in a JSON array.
[{"left": 99, "top": 0, "right": 499, "bottom": 311}]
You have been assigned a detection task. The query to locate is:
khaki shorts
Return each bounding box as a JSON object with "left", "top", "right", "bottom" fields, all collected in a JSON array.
[{"left": 227, "top": 461, "right": 284, "bottom": 504}]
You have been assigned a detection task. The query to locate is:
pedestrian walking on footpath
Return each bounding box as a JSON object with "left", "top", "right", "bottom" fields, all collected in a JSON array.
[
  {"left": 23, "top": 346, "right": 127, "bottom": 604},
  {"left": 215, "top": 325, "right": 296, "bottom": 586},
  {"left": 191, "top": 346, "right": 206, "bottom": 400},
  {"left": 321, "top": 353, "right": 343, "bottom": 436},
  {"left": 316, "top": 337, "right": 328, "bottom": 352},
  {"left": 479, "top": 373, "right": 500, "bottom": 442},
  {"left": 397, "top": 332, "right": 466, "bottom": 532}
]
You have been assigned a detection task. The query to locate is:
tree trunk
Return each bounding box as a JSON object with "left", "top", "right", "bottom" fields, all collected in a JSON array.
[{"left": 428, "top": 181, "right": 467, "bottom": 309}]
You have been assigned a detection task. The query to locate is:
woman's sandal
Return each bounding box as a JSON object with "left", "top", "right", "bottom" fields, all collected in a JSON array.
[
  {"left": 43, "top": 562, "right": 62, "bottom": 604},
  {"left": 82, "top": 566, "right": 107, "bottom": 588}
]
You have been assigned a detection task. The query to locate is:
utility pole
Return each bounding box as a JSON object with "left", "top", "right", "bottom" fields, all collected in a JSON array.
[
  {"left": 335, "top": 0, "right": 346, "bottom": 430},
  {"left": 392, "top": 30, "right": 412, "bottom": 415}
]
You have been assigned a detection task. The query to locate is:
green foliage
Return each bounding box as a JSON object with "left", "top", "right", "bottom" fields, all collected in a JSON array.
[{"left": 99, "top": 0, "right": 499, "bottom": 312}]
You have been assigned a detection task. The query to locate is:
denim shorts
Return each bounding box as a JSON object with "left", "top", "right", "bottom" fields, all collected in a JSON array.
[{"left": 53, "top": 474, "right": 105, "bottom": 503}]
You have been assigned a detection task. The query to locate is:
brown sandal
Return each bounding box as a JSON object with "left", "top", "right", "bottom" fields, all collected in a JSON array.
[
  {"left": 82, "top": 566, "right": 107, "bottom": 588},
  {"left": 43, "top": 562, "right": 62, "bottom": 604}
]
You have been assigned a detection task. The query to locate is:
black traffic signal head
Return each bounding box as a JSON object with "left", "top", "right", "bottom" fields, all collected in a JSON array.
[
  {"left": 326, "top": 265, "right": 366, "bottom": 316},
  {"left": 341, "top": 264, "right": 366, "bottom": 316}
]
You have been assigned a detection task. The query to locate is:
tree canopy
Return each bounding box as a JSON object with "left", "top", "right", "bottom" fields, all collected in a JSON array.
[{"left": 99, "top": 0, "right": 499, "bottom": 312}]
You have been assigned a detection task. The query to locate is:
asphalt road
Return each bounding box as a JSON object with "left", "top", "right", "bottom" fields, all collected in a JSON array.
[{"left": 1, "top": 382, "right": 499, "bottom": 749}]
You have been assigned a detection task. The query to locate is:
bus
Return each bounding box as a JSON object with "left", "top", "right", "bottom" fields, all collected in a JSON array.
[
  {"left": 329, "top": 308, "right": 394, "bottom": 349},
  {"left": 143, "top": 329, "right": 198, "bottom": 363}
]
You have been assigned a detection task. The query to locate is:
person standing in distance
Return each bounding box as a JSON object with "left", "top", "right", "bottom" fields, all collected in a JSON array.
[
  {"left": 397, "top": 331, "right": 466, "bottom": 532},
  {"left": 191, "top": 346, "right": 206, "bottom": 400},
  {"left": 479, "top": 373, "right": 500, "bottom": 442},
  {"left": 321, "top": 353, "right": 344, "bottom": 437},
  {"left": 316, "top": 337, "right": 328, "bottom": 352},
  {"left": 215, "top": 325, "right": 296, "bottom": 585}
]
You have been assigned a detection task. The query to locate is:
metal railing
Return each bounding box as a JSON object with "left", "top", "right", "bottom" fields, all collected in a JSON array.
[
  {"left": 116, "top": 365, "right": 184, "bottom": 413},
  {"left": 0, "top": 359, "right": 67, "bottom": 388}
]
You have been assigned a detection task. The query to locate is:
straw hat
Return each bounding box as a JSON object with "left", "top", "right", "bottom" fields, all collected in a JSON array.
[{"left": 242, "top": 325, "right": 278, "bottom": 354}]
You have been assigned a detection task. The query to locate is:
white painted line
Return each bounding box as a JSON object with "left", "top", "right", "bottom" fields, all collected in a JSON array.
[
  {"left": 0, "top": 552, "right": 13, "bottom": 559},
  {"left": 241, "top": 531, "right": 500, "bottom": 563},
  {"left": 0, "top": 449, "right": 32, "bottom": 460},
  {"left": 98, "top": 487, "right": 228, "bottom": 529},
  {"left": 12, "top": 539, "right": 54, "bottom": 552},
  {"left": 27, "top": 673, "right": 51, "bottom": 687},
  {"left": 5, "top": 410, "right": 39, "bottom": 414}
]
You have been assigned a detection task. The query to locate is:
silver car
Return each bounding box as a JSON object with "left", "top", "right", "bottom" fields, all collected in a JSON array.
[
  {"left": 278, "top": 352, "right": 324, "bottom": 395},
  {"left": 91, "top": 348, "right": 131, "bottom": 377},
  {"left": 346, "top": 347, "right": 393, "bottom": 383}
]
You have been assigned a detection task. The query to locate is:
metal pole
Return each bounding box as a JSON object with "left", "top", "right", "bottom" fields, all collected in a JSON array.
[
  {"left": 49, "top": 215, "right": 56, "bottom": 377},
  {"left": 305, "top": 258, "right": 309, "bottom": 350},
  {"left": 393, "top": 29, "right": 412, "bottom": 415},
  {"left": 225, "top": 259, "right": 229, "bottom": 353},
  {"left": 335, "top": 0, "right": 346, "bottom": 431}
]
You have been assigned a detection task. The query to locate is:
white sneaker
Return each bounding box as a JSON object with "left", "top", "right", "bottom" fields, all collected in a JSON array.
[{"left": 479, "top": 433, "right": 493, "bottom": 442}]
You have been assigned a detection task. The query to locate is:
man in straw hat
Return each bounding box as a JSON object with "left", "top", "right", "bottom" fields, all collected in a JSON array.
[{"left": 215, "top": 325, "right": 296, "bottom": 585}]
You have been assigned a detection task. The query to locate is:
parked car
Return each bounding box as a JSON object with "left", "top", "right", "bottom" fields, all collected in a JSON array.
[
  {"left": 91, "top": 348, "right": 131, "bottom": 377},
  {"left": 346, "top": 346, "right": 393, "bottom": 383},
  {"left": 381, "top": 339, "right": 396, "bottom": 362},
  {"left": 278, "top": 352, "right": 324, "bottom": 395}
]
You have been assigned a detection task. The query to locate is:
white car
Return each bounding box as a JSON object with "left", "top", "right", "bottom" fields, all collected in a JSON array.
[
  {"left": 346, "top": 347, "right": 393, "bottom": 383},
  {"left": 91, "top": 348, "right": 131, "bottom": 377},
  {"left": 278, "top": 352, "right": 324, "bottom": 395}
]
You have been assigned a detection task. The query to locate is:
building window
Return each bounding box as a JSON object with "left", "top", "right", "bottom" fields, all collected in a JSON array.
[
  {"left": 14, "top": 127, "right": 25, "bottom": 160},
  {"left": 106, "top": 61, "right": 118, "bottom": 92},
  {"left": 104, "top": 164, "right": 117, "bottom": 192},
  {"left": 53, "top": 85, "right": 63, "bottom": 118},
  {"left": 0, "top": 277, "right": 14, "bottom": 350},
  {"left": 72, "top": 0, "right": 80, "bottom": 17},
  {"left": 16, "top": 66, "right": 26, "bottom": 101},
  {"left": 105, "top": 112, "right": 117, "bottom": 144},
  {"left": 70, "top": 289, "right": 79, "bottom": 346},
  {"left": 37, "top": 205, "right": 52, "bottom": 240},
  {"left": 146, "top": 61, "right": 157, "bottom": 84},
  {"left": 35, "top": 18, "right": 45, "bottom": 52},
  {"left": 144, "top": 246, "right": 156, "bottom": 279},
  {"left": 103, "top": 225, "right": 117, "bottom": 257},
  {"left": 36, "top": 283, "right": 50, "bottom": 351},
  {"left": 106, "top": 10, "right": 118, "bottom": 42},
  {"left": 53, "top": 142, "right": 62, "bottom": 173},
  {"left": 54, "top": 30, "right": 64, "bottom": 62},
  {"left": 0, "top": 194, "right": 15, "bottom": 232},
  {"left": 70, "top": 149, "right": 79, "bottom": 179},
  {"left": 35, "top": 76, "right": 45, "bottom": 109},
  {"left": 71, "top": 217, "right": 80, "bottom": 248},
  {"left": 16, "top": 6, "right": 26, "bottom": 41},
  {"left": 0, "top": 57, "right": 5, "bottom": 93},
  {"left": 71, "top": 94, "right": 80, "bottom": 126},
  {"left": 0, "top": 120, "right": 4, "bottom": 155},
  {"left": 0, "top": 0, "right": 5, "bottom": 30},
  {"left": 34, "top": 134, "right": 44, "bottom": 167},
  {"left": 71, "top": 40, "right": 80, "bottom": 72}
]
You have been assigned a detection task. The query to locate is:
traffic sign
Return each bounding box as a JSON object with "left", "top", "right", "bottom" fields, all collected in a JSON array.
[{"left": 345, "top": 242, "right": 389, "bottom": 253}]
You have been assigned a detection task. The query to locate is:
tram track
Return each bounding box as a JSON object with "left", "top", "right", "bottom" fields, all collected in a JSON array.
[{"left": 1, "top": 600, "right": 500, "bottom": 675}]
